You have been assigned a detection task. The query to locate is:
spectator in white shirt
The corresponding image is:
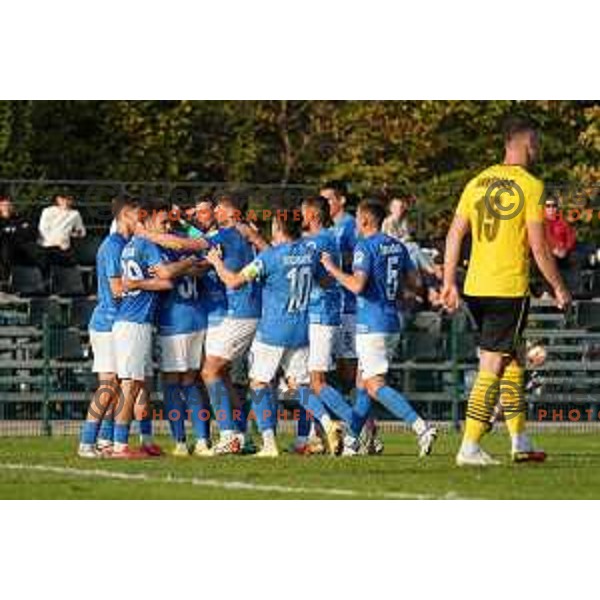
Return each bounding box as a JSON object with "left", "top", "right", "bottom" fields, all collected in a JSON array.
[
  {"left": 38, "top": 194, "right": 86, "bottom": 252},
  {"left": 38, "top": 194, "right": 86, "bottom": 268}
]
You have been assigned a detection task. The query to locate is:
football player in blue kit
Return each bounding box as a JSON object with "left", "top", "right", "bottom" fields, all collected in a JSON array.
[
  {"left": 321, "top": 199, "right": 438, "bottom": 457},
  {"left": 110, "top": 200, "right": 196, "bottom": 458},
  {"left": 206, "top": 210, "right": 343, "bottom": 457},
  {"left": 320, "top": 182, "right": 383, "bottom": 452},
  {"left": 200, "top": 194, "right": 262, "bottom": 454},
  {"left": 298, "top": 195, "right": 357, "bottom": 453},
  {"left": 156, "top": 243, "right": 213, "bottom": 457},
  {"left": 319, "top": 181, "right": 358, "bottom": 386},
  {"left": 78, "top": 195, "right": 142, "bottom": 458}
]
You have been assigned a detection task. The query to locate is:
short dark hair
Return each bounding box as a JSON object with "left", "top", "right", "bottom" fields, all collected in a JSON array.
[
  {"left": 275, "top": 208, "right": 303, "bottom": 240},
  {"left": 138, "top": 198, "right": 170, "bottom": 222},
  {"left": 503, "top": 117, "right": 537, "bottom": 143},
  {"left": 302, "top": 196, "right": 333, "bottom": 228},
  {"left": 53, "top": 193, "right": 74, "bottom": 204},
  {"left": 357, "top": 199, "right": 387, "bottom": 229},
  {"left": 215, "top": 191, "right": 248, "bottom": 214},
  {"left": 112, "top": 194, "right": 140, "bottom": 218},
  {"left": 320, "top": 180, "right": 348, "bottom": 199}
]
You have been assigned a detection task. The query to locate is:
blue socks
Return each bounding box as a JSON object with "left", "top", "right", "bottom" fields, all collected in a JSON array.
[
  {"left": 234, "top": 400, "right": 248, "bottom": 434},
  {"left": 251, "top": 387, "right": 276, "bottom": 432},
  {"left": 297, "top": 406, "right": 311, "bottom": 438},
  {"left": 351, "top": 387, "right": 372, "bottom": 437},
  {"left": 80, "top": 421, "right": 99, "bottom": 445},
  {"left": 319, "top": 385, "right": 354, "bottom": 426},
  {"left": 184, "top": 384, "right": 210, "bottom": 442},
  {"left": 98, "top": 418, "right": 114, "bottom": 443},
  {"left": 114, "top": 423, "right": 131, "bottom": 446},
  {"left": 138, "top": 416, "right": 153, "bottom": 442},
  {"left": 298, "top": 386, "right": 328, "bottom": 423},
  {"left": 164, "top": 383, "right": 186, "bottom": 443},
  {"left": 375, "top": 386, "right": 418, "bottom": 425},
  {"left": 207, "top": 379, "right": 234, "bottom": 432}
]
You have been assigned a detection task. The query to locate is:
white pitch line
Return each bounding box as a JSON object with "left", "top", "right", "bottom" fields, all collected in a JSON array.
[{"left": 0, "top": 462, "right": 465, "bottom": 500}]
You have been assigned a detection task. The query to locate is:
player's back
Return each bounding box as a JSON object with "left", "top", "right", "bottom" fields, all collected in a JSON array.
[
  {"left": 198, "top": 229, "right": 227, "bottom": 324},
  {"left": 354, "top": 232, "right": 414, "bottom": 334},
  {"left": 116, "top": 236, "right": 165, "bottom": 324},
  {"left": 456, "top": 164, "right": 544, "bottom": 297},
  {"left": 255, "top": 239, "right": 318, "bottom": 348},
  {"left": 213, "top": 226, "right": 261, "bottom": 319},
  {"left": 306, "top": 228, "right": 341, "bottom": 326},
  {"left": 158, "top": 247, "right": 206, "bottom": 336},
  {"left": 330, "top": 212, "right": 357, "bottom": 314},
  {"left": 89, "top": 232, "right": 127, "bottom": 332}
]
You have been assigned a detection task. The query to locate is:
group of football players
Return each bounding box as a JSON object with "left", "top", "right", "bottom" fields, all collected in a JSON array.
[{"left": 78, "top": 181, "right": 438, "bottom": 459}]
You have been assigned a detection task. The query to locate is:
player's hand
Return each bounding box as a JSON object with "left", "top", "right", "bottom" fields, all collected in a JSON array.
[
  {"left": 440, "top": 283, "right": 460, "bottom": 313},
  {"left": 554, "top": 285, "right": 572, "bottom": 311},
  {"left": 206, "top": 246, "right": 223, "bottom": 266},
  {"left": 236, "top": 222, "right": 257, "bottom": 239},
  {"left": 122, "top": 277, "right": 137, "bottom": 292},
  {"left": 320, "top": 252, "right": 335, "bottom": 273},
  {"left": 134, "top": 222, "right": 147, "bottom": 236}
]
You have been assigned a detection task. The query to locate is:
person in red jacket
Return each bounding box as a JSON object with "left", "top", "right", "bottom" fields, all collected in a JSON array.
[{"left": 544, "top": 198, "right": 576, "bottom": 260}]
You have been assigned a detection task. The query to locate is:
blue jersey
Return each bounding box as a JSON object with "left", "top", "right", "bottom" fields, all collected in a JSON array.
[
  {"left": 115, "top": 236, "right": 165, "bottom": 325},
  {"left": 306, "top": 229, "right": 341, "bottom": 326},
  {"left": 89, "top": 233, "right": 127, "bottom": 332},
  {"left": 249, "top": 240, "right": 319, "bottom": 348},
  {"left": 330, "top": 212, "right": 357, "bottom": 315},
  {"left": 158, "top": 248, "right": 206, "bottom": 336},
  {"left": 203, "top": 227, "right": 261, "bottom": 325},
  {"left": 352, "top": 233, "right": 415, "bottom": 334}
]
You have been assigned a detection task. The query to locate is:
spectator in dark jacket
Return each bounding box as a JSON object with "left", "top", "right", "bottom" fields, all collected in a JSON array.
[{"left": 0, "top": 195, "right": 43, "bottom": 281}]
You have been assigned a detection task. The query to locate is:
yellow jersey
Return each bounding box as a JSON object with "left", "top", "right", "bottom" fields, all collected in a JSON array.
[{"left": 456, "top": 164, "right": 544, "bottom": 297}]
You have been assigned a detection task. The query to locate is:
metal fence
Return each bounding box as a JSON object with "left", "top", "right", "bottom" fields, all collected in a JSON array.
[
  {"left": 0, "top": 297, "right": 599, "bottom": 436},
  {"left": 2, "top": 178, "right": 599, "bottom": 242}
]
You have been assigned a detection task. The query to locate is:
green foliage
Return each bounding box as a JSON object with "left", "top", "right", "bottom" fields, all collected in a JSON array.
[{"left": 0, "top": 101, "right": 597, "bottom": 220}]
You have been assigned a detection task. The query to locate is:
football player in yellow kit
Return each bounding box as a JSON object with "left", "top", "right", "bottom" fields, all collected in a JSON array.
[{"left": 442, "top": 118, "right": 571, "bottom": 466}]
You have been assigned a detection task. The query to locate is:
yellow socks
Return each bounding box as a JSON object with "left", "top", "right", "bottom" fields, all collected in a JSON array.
[
  {"left": 464, "top": 370, "right": 499, "bottom": 444},
  {"left": 500, "top": 364, "right": 526, "bottom": 438}
]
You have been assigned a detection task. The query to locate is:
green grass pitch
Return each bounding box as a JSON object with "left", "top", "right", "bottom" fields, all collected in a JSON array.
[{"left": 0, "top": 431, "right": 599, "bottom": 499}]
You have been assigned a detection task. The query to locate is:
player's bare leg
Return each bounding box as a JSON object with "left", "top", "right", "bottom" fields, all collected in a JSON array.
[{"left": 78, "top": 373, "right": 120, "bottom": 458}]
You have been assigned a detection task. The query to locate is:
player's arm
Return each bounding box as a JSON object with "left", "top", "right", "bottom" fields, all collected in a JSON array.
[
  {"left": 124, "top": 256, "right": 176, "bottom": 292},
  {"left": 236, "top": 222, "right": 269, "bottom": 252},
  {"left": 186, "top": 259, "right": 212, "bottom": 278},
  {"left": 527, "top": 221, "right": 571, "bottom": 309},
  {"left": 127, "top": 277, "right": 174, "bottom": 292},
  {"left": 109, "top": 277, "right": 124, "bottom": 298},
  {"left": 137, "top": 228, "right": 209, "bottom": 252},
  {"left": 205, "top": 247, "right": 256, "bottom": 289},
  {"left": 149, "top": 256, "right": 199, "bottom": 280},
  {"left": 441, "top": 214, "right": 470, "bottom": 312},
  {"left": 321, "top": 252, "right": 368, "bottom": 294}
]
